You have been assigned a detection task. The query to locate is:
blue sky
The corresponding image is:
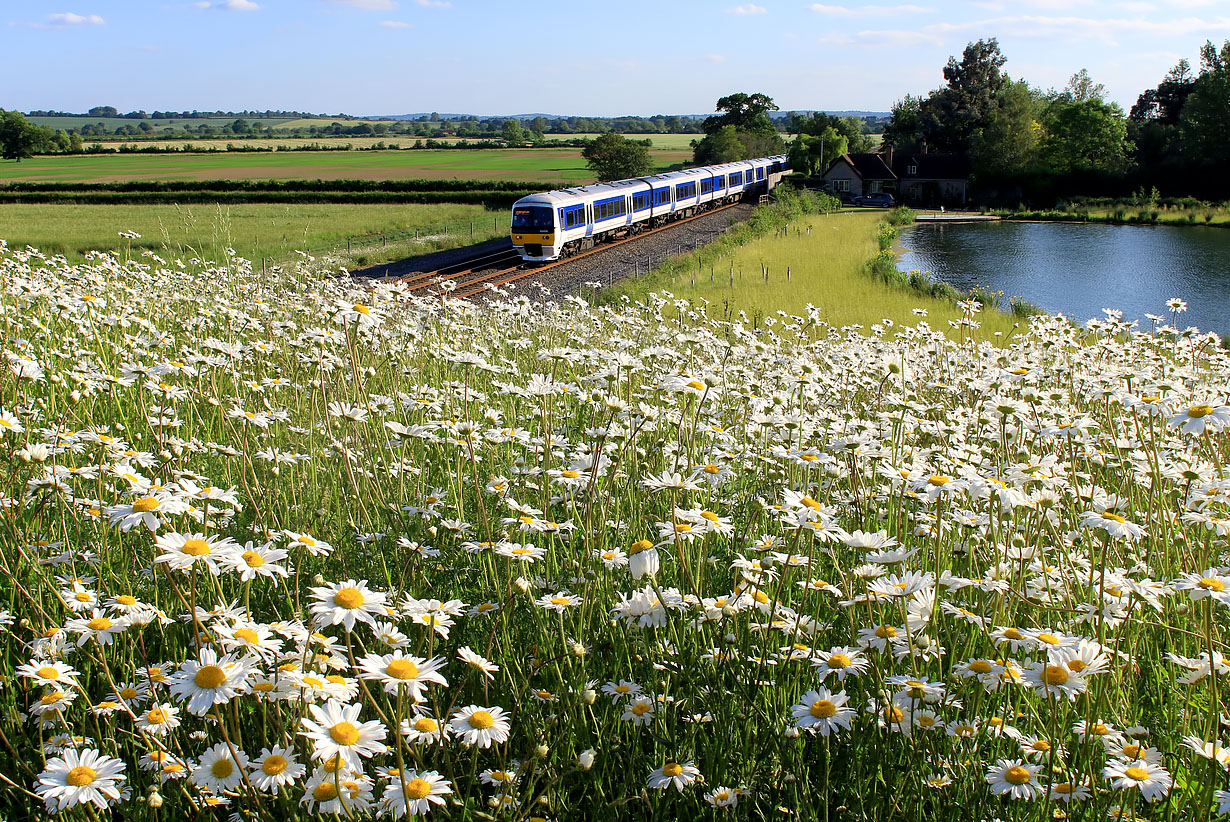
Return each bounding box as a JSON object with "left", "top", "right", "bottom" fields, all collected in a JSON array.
[{"left": 3, "top": 1, "right": 1227, "bottom": 116}]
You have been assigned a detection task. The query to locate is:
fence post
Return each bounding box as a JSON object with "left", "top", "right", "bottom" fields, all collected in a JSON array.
[
  {"left": 471, "top": 222, "right": 474, "bottom": 239},
  {"left": 347, "top": 238, "right": 351, "bottom": 253}
]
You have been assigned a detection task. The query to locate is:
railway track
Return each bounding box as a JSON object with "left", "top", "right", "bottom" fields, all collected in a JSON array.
[{"left": 390, "top": 201, "right": 746, "bottom": 301}]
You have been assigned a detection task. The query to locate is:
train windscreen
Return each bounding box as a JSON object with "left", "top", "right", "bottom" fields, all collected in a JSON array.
[{"left": 512, "top": 206, "right": 554, "bottom": 232}]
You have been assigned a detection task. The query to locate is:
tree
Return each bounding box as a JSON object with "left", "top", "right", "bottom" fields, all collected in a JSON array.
[
  {"left": 88, "top": 105, "right": 118, "bottom": 118},
  {"left": 882, "top": 95, "right": 923, "bottom": 152},
  {"left": 501, "top": 119, "right": 525, "bottom": 145},
  {"left": 792, "top": 112, "right": 871, "bottom": 154},
  {"left": 1065, "top": 69, "right": 1106, "bottom": 103},
  {"left": 970, "top": 80, "right": 1041, "bottom": 177},
  {"left": 1179, "top": 40, "right": 1230, "bottom": 164},
  {"left": 917, "top": 38, "right": 1009, "bottom": 153},
  {"left": 692, "top": 125, "right": 747, "bottom": 164},
  {"left": 788, "top": 127, "right": 847, "bottom": 176},
  {"left": 1040, "top": 98, "right": 1131, "bottom": 174},
  {"left": 582, "top": 132, "right": 653, "bottom": 181},
  {"left": 529, "top": 117, "right": 547, "bottom": 140},
  {"left": 703, "top": 92, "right": 779, "bottom": 135},
  {"left": 0, "top": 110, "right": 51, "bottom": 161}
]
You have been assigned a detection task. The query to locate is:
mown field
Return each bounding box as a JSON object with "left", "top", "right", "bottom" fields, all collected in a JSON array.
[
  {"left": 609, "top": 209, "right": 1022, "bottom": 340},
  {"left": 0, "top": 202, "right": 506, "bottom": 263},
  {"left": 0, "top": 147, "right": 689, "bottom": 185}
]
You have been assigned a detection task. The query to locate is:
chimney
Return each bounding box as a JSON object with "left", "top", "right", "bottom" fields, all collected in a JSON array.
[
  {"left": 920, "top": 139, "right": 928, "bottom": 155},
  {"left": 884, "top": 144, "right": 894, "bottom": 170}
]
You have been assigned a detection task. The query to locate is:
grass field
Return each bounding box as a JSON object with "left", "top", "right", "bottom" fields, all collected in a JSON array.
[
  {"left": 0, "top": 147, "right": 689, "bottom": 185},
  {"left": 0, "top": 202, "right": 506, "bottom": 264},
  {"left": 25, "top": 115, "right": 299, "bottom": 132},
  {"left": 609, "top": 210, "right": 1021, "bottom": 340}
]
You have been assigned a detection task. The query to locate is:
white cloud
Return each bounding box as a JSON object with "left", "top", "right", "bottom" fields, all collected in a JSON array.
[
  {"left": 330, "top": 0, "right": 398, "bottom": 9},
  {"left": 810, "top": 4, "right": 931, "bottom": 16},
  {"left": 726, "top": 4, "right": 767, "bottom": 14},
  {"left": 416, "top": 0, "right": 451, "bottom": 6},
  {"left": 379, "top": 19, "right": 409, "bottom": 26},
  {"left": 705, "top": 53, "right": 729, "bottom": 62},
  {"left": 47, "top": 12, "right": 104, "bottom": 25}
]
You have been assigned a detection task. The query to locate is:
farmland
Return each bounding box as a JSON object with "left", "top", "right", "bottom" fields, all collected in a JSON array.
[
  {"left": 0, "top": 202, "right": 506, "bottom": 264},
  {"left": 0, "top": 147, "right": 689, "bottom": 185}
]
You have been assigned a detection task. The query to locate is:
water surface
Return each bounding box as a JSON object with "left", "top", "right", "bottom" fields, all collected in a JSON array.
[{"left": 897, "top": 221, "right": 1230, "bottom": 334}]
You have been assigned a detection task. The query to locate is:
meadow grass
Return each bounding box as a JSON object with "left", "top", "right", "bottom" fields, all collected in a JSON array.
[
  {"left": 0, "top": 202, "right": 506, "bottom": 263},
  {"left": 1, "top": 233, "right": 1230, "bottom": 820},
  {"left": 0, "top": 147, "right": 689, "bottom": 185},
  {"left": 608, "top": 209, "right": 1022, "bottom": 341}
]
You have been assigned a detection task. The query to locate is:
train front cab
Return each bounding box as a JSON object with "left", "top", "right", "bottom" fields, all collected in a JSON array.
[{"left": 511, "top": 202, "right": 557, "bottom": 261}]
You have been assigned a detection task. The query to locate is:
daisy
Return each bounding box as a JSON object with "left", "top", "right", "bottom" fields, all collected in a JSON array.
[
  {"left": 628, "top": 540, "right": 659, "bottom": 580},
  {"left": 153, "top": 531, "right": 238, "bottom": 575},
  {"left": 536, "top": 591, "right": 582, "bottom": 612},
  {"left": 300, "top": 700, "right": 388, "bottom": 769},
  {"left": 602, "top": 680, "right": 643, "bottom": 702},
  {"left": 168, "top": 648, "right": 250, "bottom": 716},
  {"left": 648, "top": 760, "right": 702, "bottom": 791},
  {"left": 283, "top": 530, "right": 334, "bottom": 557},
  {"left": 402, "top": 713, "right": 444, "bottom": 744},
  {"left": 1167, "top": 403, "right": 1230, "bottom": 435},
  {"left": 224, "top": 541, "right": 292, "bottom": 581},
  {"left": 791, "top": 688, "right": 854, "bottom": 736},
  {"left": 381, "top": 770, "right": 452, "bottom": 818},
  {"left": 1047, "top": 780, "right": 1092, "bottom": 802},
  {"left": 457, "top": 646, "right": 499, "bottom": 680},
  {"left": 356, "top": 652, "right": 448, "bottom": 700},
  {"left": 133, "top": 702, "right": 180, "bottom": 736},
  {"left": 1023, "top": 660, "right": 1087, "bottom": 701},
  {"left": 65, "top": 610, "right": 127, "bottom": 647},
  {"left": 249, "top": 746, "right": 305, "bottom": 792},
  {"left": 622, "top": 696, "right": 657, "bottom": 726},
  {"left": 986, "top": 759, "right": 1042, "bottom": 800},
  {"left": 494, "top": 542, "right": 547, "bottom": 563},
  {"left": 1103, "top": 758, "right": 1172, "bottom": 802},
  {"left": 1173, "top": 569, "right": 1230, "bottom": 604},
  {"left": 191, "top": 741, "right": 250, "bottom": 794},
  {"left": 308, "top": 579, "right": 387, "bottom": 632},
  {"left": 300, "top": 768, "right": 374, "bottom": 814},
  {"left": 704, "top": 785, "right": 739, "bottom": 807},
  {"left": 36, "top": 748, "right": 127, "bottom": 811},
  {"left": 449, "top": 704, "right": 511, "bottom": 748},
  {"left": 17, "top": 660, "right": 79, "bottom": 688}
]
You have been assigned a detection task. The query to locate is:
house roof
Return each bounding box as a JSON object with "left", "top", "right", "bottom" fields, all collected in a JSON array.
[{"left": 833, "top": 152, "right": 896, "bottom": 180}]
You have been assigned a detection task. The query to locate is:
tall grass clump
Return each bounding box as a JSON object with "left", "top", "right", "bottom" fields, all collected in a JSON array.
[{"left": 0, "top": 236, "right": 1229, "bottom": 820}]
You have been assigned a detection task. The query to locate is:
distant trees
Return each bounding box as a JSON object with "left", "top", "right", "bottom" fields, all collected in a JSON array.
[
  {"left": 692, "top": 92, "right": 786, "bottom": 164},
  {"left": 582, "top": 132, "right": 653, "bottom": 181}
]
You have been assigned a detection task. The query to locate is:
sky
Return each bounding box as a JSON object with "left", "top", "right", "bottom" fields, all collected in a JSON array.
[{"left": 2, "top": 1, "right": 1227, "bottom": 117}]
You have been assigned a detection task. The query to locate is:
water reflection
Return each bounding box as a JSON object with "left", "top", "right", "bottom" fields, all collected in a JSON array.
[{"left": 897, "top": 221, "right": 1230, "bottom": 334}]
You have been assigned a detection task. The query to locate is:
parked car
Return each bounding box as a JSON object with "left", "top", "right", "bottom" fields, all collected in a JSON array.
[{"left": 852, "top": 192, "right": 895, "bottom": 208}]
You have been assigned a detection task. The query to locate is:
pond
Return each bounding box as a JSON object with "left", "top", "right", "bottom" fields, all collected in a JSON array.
[{"left": 897, "top": 220, "right": 1230, "bottom": 334}]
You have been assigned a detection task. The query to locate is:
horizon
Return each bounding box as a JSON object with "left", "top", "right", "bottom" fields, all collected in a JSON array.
[{"left": 2, "top": 1, "right": 1227, "bottom": 116}]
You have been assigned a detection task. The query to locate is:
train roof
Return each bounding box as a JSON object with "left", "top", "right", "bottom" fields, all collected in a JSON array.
[{"left": 516, "top": 155, "right": 789, "bottom": 205}]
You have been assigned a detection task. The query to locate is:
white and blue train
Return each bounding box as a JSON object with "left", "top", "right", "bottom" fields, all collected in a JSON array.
[{"left": 510, "top": 154, "right": 790, "bottom": 262}]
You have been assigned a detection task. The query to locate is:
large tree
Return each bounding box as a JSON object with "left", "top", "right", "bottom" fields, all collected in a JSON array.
[
  {"left": 1040, "top": 98, "right": 1131, "bottom": 174},
  {"left": 581, "top": 132, "right": 653, "bottom": 181},
  {"left": 0, "top": 110, "right": 52, "bottom": 162},
  {"left": 917, "top": 38, "right": 1009, "bottom": 153},
  {"left": 1179, "top": 40, "right": 1230, "bottom": 164},
  {"left": 702, "top": 92, "right": 779, "bottom": 135},
  {"left": 693, "top": 93, "right": 785, "bottom": 164},
  {"left": 970, "top": 79, "right": 1041, "bottom": 177},
  {"left": 788, "top": 128, "right": 847, "bottom": 176}
]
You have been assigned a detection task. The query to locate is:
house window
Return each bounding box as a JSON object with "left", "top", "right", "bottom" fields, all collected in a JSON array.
[
  {"left": 908, "top": 165, "right": 918, "bottom": 175},
  {"left": 834, "top": 179, "right": 850, "bottom": 192}
]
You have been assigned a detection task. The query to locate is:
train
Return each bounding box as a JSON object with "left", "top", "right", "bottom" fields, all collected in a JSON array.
[{"left": 510, "top": 154, "right": 790, "bottom": 262}]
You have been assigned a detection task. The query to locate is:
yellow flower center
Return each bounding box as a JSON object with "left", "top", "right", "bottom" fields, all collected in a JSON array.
[
  {"left": 1089, "top": 723, "right": 1109, "bottom": 736},
  {"left": 704, "top": 464, "right": 721, "bottom": 474},
  {"left": 701, "top": 510, "right": 720, "bottom": 522},
  {"left": 211, "top": 759, "right": 234, "bottom": 779},
  {"left": 800, "top": 496, "right": 821, "bottom": 510},
  {"left": 87, "top": 617, "right": 112, "bottom": 631},
  {"left": 121, "top": 686, "right": 140, "bottom": 698},
  {"left": 1102, "top": 512, "right": 1126, "bottom": 523},
  {"left": 550, "top": 596, "right": 571, "bottom": 606},
  {"left": 800, "top": 453, "right": 820, "bottom": 462},
  {"left": 884, "top": 706, "right": 904, "bottom": 723},
  {"left": 1003, "top": 628, "right": 1023, "bottom": 640},
  {"left": 1042, "top": 665, "right": 1069, "bottom": 686},
  {"left": 632, "top": 703, "right": 652, "bottom": 716},
  {"left": 468, "top": 710, "right": 495, "bottom": 729},
  {"left": 1124, "top": 766, "right": 1150, "bottom": 781},
  {"left": 385, "top": 659, "right": 419, "bottom": 680},
  {"left": 1189, "top": 404, "right": 1214, "bottom": 418},
  {"left": 928, "top": 475, "right": 951, "bottom": 486},
  {"left": 146, "top": 708, "right": 169, "bottom": 724},
  {"left": 74, "top": 592, "right": 91, "bottom": 602},
  {"left": 675, "top": 523, "right": 692, "bottom": 532},
  {"left": 1198, "top": 577, "right": 1225, "bottom": 591},
  {"left": 353, "top": 303, "right": 371, "bottom": 315},
  {"left": 262, "top": 755, "right": 289, "bottom": 775},
  {"left": 1004, "top": 766, "right": 1032, "bottom": 785},
  {"left": 875, "top": 625, "right": 897, "bottom": 638},
  {"left": 1053, "top": 782, "right": 1073, "bottom": 794},
  {"left": 66, "top": 766, "right": 96, "bottom": 787},
  {"left": 969, "top": 660, "right": 993, "bottom": 674},
  {"left": 333, "top": 587, "right": 365, "bottom": 609},
  {"left": 1121, "top": 744, "right": 1143, "bottom": 758},
  {"left": 314, "top": 782, "right": 339, "bottom": 801},
  {"left": 1067, "top": 659, "right": 1087, "bottom": 673},
  {"left": 1036, "top": 633, "right": 1060, "bottom": 645},
  {"left": 1031, "top": 740, "right": 1050, "bottom": 752},
  {"left": 686, "top": 380, "right": 705, "bottom": 391},
  {"left": 330, "top": 722, "right": 360, "bottom": 746},
  {"left": 662, "top": 763, "right": 684, "bottom": 778},
  {"left": 629, "top": 539, "right": 653, "bottom": 554},
  {"left": 182, "top": 538, "right": 210, "bottom": 556},
  {"left": 413, "top": 717, "right": 438, "bottom": 733},
  {"left": 828, "top": 653, "right": 851, "bottom": 669},
  {"left": 242, "top": 551, "right": 265, "bottom": 567},
  {"left": 235, "top": 628, "right": 260, "bottom": 644},
  {"left": 300, "top": 536, "right": 316, "bottom": 547},
  {"left": 810, "top": 699, "right": 837, "bottom": 719},
  {"left": 561, "top": 470, "right": 579, "bottom": 479},
  {"left": 131, "top": 497, "right": 160, "bottom": 513},
  {"left": 36, "top": 666, "right": 59, "bottom": 679},
  {"left": 194, "top": 665, "right": 227, "bottom": 689},
  {"left": 116, "top": 595, "right": 137, "bottom": 606},
  {"left": 405, "top": 777, "right": 432, "bottom": 799}
]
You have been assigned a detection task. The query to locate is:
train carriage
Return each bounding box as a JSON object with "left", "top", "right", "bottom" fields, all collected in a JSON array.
[{"left": 511, "top": 153, "right": 788, "bottom": 262}]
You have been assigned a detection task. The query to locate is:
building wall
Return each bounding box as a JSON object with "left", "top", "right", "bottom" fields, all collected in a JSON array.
[{"left": 821, "top": 164, "right": 865, "bottom": 197}]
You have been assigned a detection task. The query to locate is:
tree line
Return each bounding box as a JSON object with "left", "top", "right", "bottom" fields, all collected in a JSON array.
[{"left": 879, "top": 38, "right": 1230, "bottom": 203}]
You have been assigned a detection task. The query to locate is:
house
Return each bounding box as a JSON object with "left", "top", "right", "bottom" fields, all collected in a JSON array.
[{"left": 815, "top": 146, "right": 972, "bottom": 206}]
